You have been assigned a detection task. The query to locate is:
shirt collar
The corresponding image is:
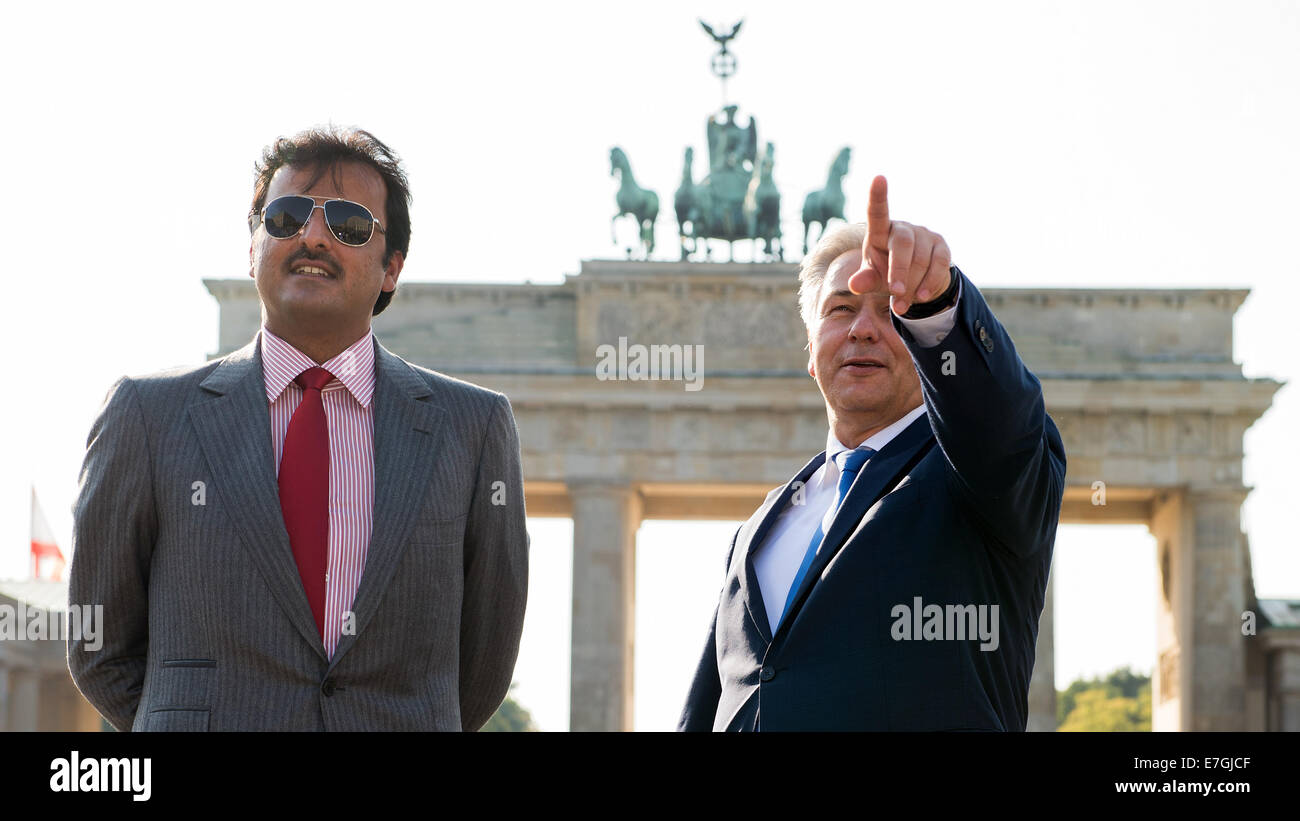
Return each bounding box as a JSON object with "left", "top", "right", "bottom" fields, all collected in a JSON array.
[
  {"left": 260, "top": 325, "right": 376, "bottom": 408},
  {"left": 821, "top": 404, "right": 927, "bottom": 485}
]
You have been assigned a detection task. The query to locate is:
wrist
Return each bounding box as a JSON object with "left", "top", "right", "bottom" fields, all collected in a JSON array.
[{"left": 899, "top": 266, "right": 961, "bottom": 319}]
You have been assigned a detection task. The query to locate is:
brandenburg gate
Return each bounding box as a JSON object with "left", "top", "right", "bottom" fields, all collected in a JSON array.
[{"left": 206, "top": 257, "right": 1292, "bottom": 731}]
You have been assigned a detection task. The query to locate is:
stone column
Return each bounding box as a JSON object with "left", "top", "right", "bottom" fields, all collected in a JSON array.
[
  {"left": 1150, "top": 491, "right": 1188, "bottom": 730},
  {"left": 8, "top": 669, "right": 38, "bottom": 732},
  {"left": 1151, "top": 489, "right": 1250, "bottom": 730},
  {"left": 1267, "top": 644, "right": 1300, "bottom": 731},
  {"left": 1026, "top": 566, "right": 1056, "bottom": 731},
  {"left": 1185, "top": 489, "right": 1249, "bottom": 730},
  {"left": 0, "top": 664, "right": 9, "bottom": 732},
  {"left": 568, "top": 481, "right": 641, "bottom": 731}
]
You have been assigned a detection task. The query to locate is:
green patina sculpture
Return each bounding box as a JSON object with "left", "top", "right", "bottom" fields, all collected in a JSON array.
[
  {"left": 802, "top": 146, "right": 852, "bottom": 255},
  {"left": 610, "top": 146, "right": 658, "bottom": 259},
  {"left": 611, "top": 19, "right": 854, "bottom": 264},
  {"left": 674, "top": 147, "right": 701, "bottom": 258},
  {"left": 699, "top": 19, "right": 742, "bottom": 99},
  {"left": 747, "top": 141, "right": 782, "bottom": 261},
  {"left": 672, "top": 102, "right": 783, "bottom": 262},
  {"left": 706, "top": 104, "right": 757, "bottom": 230}
]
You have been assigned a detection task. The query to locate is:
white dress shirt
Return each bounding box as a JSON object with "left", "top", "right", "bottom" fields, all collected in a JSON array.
[{"left": 750, "top": 298, "right": 959, "bottom": 634}]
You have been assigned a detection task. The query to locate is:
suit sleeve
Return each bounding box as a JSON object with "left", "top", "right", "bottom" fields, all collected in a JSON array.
[
  {"left": 892, "top": 268, "right": 1066, "bottom": 558},
  {"left": 677, "top": 528, "right": 739, "bottom": 732},
  {"left": 67, "top": 377, "right": 157, "bottom": 731},
  {"left": 458, "top": 392, "right": 530, "bottom": 731}
]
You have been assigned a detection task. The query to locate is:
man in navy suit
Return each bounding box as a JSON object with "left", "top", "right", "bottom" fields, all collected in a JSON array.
[{"left": 679, "top": 176, "right": 1065, "bottom": 731}]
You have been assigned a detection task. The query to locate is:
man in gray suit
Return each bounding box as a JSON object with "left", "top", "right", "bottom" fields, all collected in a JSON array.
[{"left": 67, "top": 127, "right": 529, "bottom": 731}]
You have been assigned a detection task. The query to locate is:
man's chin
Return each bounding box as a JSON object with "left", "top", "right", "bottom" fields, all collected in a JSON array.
[
  {"left": 832, "top": 368, "right": 890, "bottom": 393},
  {"left": 825, "top": 385, "right": 889, "bottom": 415},
  {"left": 266, "top": 296, "right": 351, "bottom": 326}
]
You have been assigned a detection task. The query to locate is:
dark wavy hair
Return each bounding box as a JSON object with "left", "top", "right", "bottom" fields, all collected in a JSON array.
[{"left": 249, "top": 126, "right": 411, "bottom": 316}]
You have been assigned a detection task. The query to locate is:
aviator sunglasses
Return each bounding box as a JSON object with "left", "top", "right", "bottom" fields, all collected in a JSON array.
[{"left": 250, "top": 195, "right": 386, "bottom": 247}]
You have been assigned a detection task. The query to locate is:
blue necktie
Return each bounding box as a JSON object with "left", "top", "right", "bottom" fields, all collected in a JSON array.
[{"left": 779, "top": 446, "right": 875, "bottom": 627}]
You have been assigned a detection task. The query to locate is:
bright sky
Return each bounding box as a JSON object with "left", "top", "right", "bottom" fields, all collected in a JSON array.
[{"left": 3, "top": 1, "right": 1297, "bottom": 731}]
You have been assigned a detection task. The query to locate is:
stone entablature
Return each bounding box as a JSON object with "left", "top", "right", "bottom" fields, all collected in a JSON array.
[{"left": 206, "top": 260, "right": 1253, "bottom": 380}]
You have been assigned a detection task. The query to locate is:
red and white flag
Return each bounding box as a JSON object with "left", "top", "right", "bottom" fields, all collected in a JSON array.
[{"left": 30, "top": 487, "right": 65, "bottom": 581}]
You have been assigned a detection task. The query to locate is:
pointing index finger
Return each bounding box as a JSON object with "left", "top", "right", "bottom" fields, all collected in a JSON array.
[{"left": 865, "top": 175, "right": 890, "bottom": 251}]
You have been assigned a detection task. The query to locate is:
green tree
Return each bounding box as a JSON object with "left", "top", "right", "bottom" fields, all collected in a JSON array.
[
  {"left": 1056, "top": 666, "right": 1151, "bottom": 731},
  {"left": 1104, "top": 667, "right": 1148, "bottom": 700},
  {"left": 481, "top": 683, "right": 537, "bottom": 732}
]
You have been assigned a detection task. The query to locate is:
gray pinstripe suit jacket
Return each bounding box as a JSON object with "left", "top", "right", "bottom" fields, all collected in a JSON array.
[{"left": 66, "top": 334, "right": 529, "bottom": 731}]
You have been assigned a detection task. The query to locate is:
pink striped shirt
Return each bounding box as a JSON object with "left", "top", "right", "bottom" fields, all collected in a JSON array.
[{"left": 261, "top": 326, "right": 375, "bottom": 659}]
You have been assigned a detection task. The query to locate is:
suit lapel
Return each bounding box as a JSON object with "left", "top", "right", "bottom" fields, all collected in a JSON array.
[
  {"left": 328, "top": 339, "right": 447, "bottom": 670},
  {"left": 189, "top": 336, "right": 327, "bottom": 660},
  {"left": 776, "top": 414, "right": 936, "bottom": 639},
  {"left": 737, "top": 452, "right": 826, "bottom": 645}
]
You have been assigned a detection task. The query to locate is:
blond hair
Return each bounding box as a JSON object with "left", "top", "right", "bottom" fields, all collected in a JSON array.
[{"left": 796, "top": 222, "right": 868, "bottom": 331}]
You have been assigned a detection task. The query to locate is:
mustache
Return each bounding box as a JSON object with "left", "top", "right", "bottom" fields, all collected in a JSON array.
[{"left": 286, "top": 248, "right": 341, "bottom": 273}]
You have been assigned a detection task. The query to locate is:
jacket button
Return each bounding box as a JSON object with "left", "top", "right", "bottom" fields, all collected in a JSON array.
[
  {"left": 760, "top": 667, "right": 775, "bottom": 682},
  {"left": 321, "top": 679, "right": 336, "bottom": 697}
]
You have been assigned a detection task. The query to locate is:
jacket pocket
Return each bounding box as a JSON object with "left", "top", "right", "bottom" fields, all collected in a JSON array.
[
  {"left": 142, "top": 708, "right": 210, "bottom": 732},
  {"left": 149, "top": 660, "right": 216, "bottom": 712}
]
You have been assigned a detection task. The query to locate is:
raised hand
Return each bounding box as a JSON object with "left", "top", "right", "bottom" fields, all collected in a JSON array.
[{"left": 848, "top": 175, "right": 952, "bottom": 315}]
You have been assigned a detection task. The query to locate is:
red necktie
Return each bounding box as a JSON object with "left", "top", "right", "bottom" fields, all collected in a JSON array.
[{"left": 278, "top": 366, "right": 334, "bottom": 641}]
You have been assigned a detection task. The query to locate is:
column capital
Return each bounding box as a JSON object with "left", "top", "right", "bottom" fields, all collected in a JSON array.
[{"left": 1183, "top": 485, "right": 1251, "bottom": 504}]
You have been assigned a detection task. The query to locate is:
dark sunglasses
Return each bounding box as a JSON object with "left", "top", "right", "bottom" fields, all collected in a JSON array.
[{"left": 249, "top": 195, "right": 386, "bottom": 247}]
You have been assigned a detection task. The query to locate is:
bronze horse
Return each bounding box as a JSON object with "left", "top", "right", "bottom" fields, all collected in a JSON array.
[
  {"left": 673, "top": 143, "right": 767, "bottom": 262},
  {"left": 802, "top": 146, "right": 851, "bottom": 255},
  {"left": 674, "top": 147, "right": 702, "bottom": 259},
  {"left": 746, "top": 142, "right": 782, "bottom": 261},
  {"left": 610, "top": 146, "right": 658, "bottom": 258}
]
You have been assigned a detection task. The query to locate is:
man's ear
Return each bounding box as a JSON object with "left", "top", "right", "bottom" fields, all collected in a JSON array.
[
  {"left": 248, "top": 240, "right": 255, "bottom": 278},
  {"left": 382, "top": 250, "right": 405, "bottom": 291}
]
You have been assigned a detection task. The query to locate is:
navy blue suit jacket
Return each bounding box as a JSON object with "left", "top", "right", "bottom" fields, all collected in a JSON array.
[{"left": 678, "top": 271, "right": 1066, "bottom": 731}]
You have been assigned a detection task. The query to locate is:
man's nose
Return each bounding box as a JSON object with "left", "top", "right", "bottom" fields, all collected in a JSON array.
[
  {"left": 847, "top": 310, "right": 881, "bottom": 342},
  {"left": 299, "top": 205, "right": 334, "bottom": 248}
]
